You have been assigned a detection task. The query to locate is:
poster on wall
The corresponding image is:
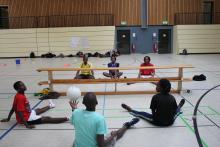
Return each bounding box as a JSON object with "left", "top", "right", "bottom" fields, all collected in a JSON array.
[
  {"left": 81, "top": 37, "right": 90, "bottom": 49},
  {"left": 70, "top": 37, "right": 80, "bottom": 48}
]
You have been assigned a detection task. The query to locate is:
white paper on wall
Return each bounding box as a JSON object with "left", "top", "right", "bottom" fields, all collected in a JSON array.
[
  {"left": 81, "top": 37, "right": 90, "bottom": 49},
  {"left": 70, "top": 37, "right": 80, "bottom": 48}
]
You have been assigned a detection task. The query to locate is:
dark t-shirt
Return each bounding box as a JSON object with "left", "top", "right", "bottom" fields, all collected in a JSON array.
[
  {"left": 150, "top": 93, "right": 177, "bottom": 126},
  {"left": 108, "top": 62, "right": 119, "bottom": 75}
]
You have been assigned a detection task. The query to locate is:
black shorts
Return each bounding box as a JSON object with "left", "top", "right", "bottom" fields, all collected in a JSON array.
[{"left": 27, "top": 118, "right": 42, "bottom": 125}]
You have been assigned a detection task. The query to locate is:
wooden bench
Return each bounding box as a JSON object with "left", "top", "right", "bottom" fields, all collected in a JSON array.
[{"left": 37, "top": 65, "right": 193, "bottom": 95}]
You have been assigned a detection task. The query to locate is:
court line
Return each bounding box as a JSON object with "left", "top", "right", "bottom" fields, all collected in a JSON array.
[
  {"left": 1, "top": 112, "right": 219, "bottom": 122},
  {"left": 207, "top": 106, "right": 220, "bottom": 115},
  {"left": 180, "top": 94, "right": 220, "bottom": 128},
  {"left": 102, "top": 83, "right": 107, "bottom": 115},
  {"left": 0, "top": 124, "right": 215, "bottom": 131},
  {"left": 180, "top": 115, "right": 209, "bottom": 147},
  {"left": 0, "top": 100, "right": 43, "bottom": 140}
]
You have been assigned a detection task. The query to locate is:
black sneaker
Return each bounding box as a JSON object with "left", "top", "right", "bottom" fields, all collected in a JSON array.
[
  {"left": 123, "top": 118, "right": 140, "bottom": 128},
  {"left": 121, "top": 103, "right": 132, "bottom": 112},
  {"left": 178, "top": 99, "right": 185, "bottom": 108}
]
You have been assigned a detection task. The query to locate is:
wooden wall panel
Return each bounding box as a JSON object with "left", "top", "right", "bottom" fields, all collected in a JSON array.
[
  {"left": 0, "top": 26, "right": 115, "bottom": 57},
  {"left": 1, "top": 0, "right": 220, "bottom": 27},
  {"left": 0, "top": 0, "right": 8, "bottom": 5},
  {"left": 174, "top": 25, "right": 220, "bottom": 54}
]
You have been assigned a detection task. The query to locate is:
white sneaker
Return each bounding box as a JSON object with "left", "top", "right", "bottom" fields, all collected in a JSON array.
[{"left": 49, "top": 100, "right": 55, "bottom": 108}]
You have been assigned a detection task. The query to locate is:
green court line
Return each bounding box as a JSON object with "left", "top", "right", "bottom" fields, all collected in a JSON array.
[
  {"left": 180, "top": 115, "right": 209, "bottom": 147},
  {"left": 179, "top": 113, "right": 218, "bottom": 117},
  {"left": 207, "top": 106, "right": 220, "bottom": 115}
]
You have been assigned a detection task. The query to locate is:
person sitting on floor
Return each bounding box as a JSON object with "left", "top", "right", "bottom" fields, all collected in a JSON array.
[
  {"left": 69, "top": 92, "right": 139, "bottom": 147},
  {"left": 122, "top": 79, "right": 185, "bottom": 126},
  {"left": 1, "top": 81, "right": 68, "bottom": 129},
  {"left": 103, "top": 56, "right": 123, "bottom": 79},
  {"left": 75, "top": 55, "right": 95, "bottom": 79},
  {"left": 138, "top": 56, "right": 155, "bottom": 78},
  {"left": 127, "top": 56, "right": 155, "bottom": 85}
]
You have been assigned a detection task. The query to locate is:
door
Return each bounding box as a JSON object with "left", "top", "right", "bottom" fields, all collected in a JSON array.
[
  {"left": 0, "top": 6, "right": 9, "bottom": 29},
  {"left": 203, "top": 1, "right": 213, "bottom": 24},
  {"left": 117, "top": 30, "right": 130, "bottom": 54},
  {"left": 158, "top": 29, "right": 171, "bottom": 54}
]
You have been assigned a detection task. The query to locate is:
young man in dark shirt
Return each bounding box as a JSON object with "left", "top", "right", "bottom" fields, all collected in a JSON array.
[
  {"left": 103, "top": 56, "right": 123, "bottom": 78},
  {"left": 122, "top": 79, "right": 185, "bottom": 126}
]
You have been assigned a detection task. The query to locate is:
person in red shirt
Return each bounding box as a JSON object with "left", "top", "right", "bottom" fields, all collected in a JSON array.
[
  {"left": 1, "top": 81, "right": 68, "bottom": 129},
  {"left": 127, "top": 56, "right": 155, "bottom": 85},
  {"left": 138, "top": 56, "right": 155, "bottom": 78}
]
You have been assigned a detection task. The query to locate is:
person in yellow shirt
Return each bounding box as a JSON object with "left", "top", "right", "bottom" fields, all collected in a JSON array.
[{"left": 75, "top": 55, "right": 95, "bottom": 79}]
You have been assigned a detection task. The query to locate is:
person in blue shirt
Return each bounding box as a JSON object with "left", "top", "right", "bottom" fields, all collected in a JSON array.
[
  {"left": 69, "top": 92, "right": 139, "bottom": 147},
  {"left": 103, "top": 56, "right": 123, "bottom": 79}
]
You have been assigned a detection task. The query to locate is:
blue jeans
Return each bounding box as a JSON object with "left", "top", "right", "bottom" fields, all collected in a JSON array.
[{"left": 129, "top": 106, "right": 182, "bottom": 124}]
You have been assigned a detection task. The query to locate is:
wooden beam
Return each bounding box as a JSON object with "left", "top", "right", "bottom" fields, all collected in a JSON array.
[
  {"left": 37, "top": 65, "right": 194, "bottom": 72},
  {"left": 38, "top": 77, "right": 192, "bottom": 85},
  {"left": 59, "top": 89, "right": 180, "bottom": 96}
]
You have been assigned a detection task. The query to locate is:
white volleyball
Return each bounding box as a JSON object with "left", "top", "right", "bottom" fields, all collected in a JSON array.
[{"left": 66, "top": 86, "right": 81, "bottom": 101}]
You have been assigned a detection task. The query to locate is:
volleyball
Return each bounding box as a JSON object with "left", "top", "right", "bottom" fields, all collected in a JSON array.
[{"left": 66, "top": 86, "right": 81, "bottom": 101}]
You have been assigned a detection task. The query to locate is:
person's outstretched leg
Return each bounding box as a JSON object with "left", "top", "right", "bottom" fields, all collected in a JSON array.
[
  {"left": 177, "top": 99, "right": 185, "bottom": 112},
  {"left": 104, "top": 118, "right": 139, "bottom": 146},
  {"left": 174, "top": 99, "right": 185, "bottom": 120},
  {"left": 35, "top": 100, "right": 55, "bottom": 115},
  {"left": 121, "top": 103, "right": 153, "bottom": 122},
  {"left": 41, "top": 116, "right": 68, "bottom": 123},
  {"left": 115, "top": 118, "right": 139, "bottom": 140}
]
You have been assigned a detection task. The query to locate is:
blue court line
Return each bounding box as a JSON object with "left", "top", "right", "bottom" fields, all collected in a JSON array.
[{"left": 0, "top": 100, "right": 43, "bottom": 140}]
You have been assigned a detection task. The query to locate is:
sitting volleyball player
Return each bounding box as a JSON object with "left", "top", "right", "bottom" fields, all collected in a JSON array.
[
  {"left": 127, "top": 56, "right": 155, "bottom": 85},
  {"left": 138, "top": 56, "right": 155, "bottom": 78},
  {"left": 69, "top": 91, "right": 139, "bottom": 147},
  {"left": 75, "top": 55, "right": 95, "bottom": 79},
  {"left": 1, "top": 81, "right": 68, "bottom": 129},
  {"left": 122, "top": 79, "right": 185, "bottom": 126},
  {"left": 103, "top": 56, "right": 123, "bottom": 78}
]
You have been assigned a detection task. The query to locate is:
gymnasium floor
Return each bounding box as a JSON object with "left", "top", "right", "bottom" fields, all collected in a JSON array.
[{"left": 0, "top": 53, "right": 220, "bottom": 147}]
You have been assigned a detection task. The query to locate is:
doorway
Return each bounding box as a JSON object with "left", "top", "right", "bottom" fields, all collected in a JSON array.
[
  {"left": 0, "top": 6, "right": 9, "bottom": 29},
  {"left": 158, "top": 29, "right": 171, "bottom": 54},
  {"left": 117, "top": 30, "right": 130, "bottom": 54},
  {"left": 203, "top": 1, "right": 214, "bottom": 24}
]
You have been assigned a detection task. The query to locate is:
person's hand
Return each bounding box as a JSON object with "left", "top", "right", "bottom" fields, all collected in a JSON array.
[
  {"left": 1, "top": 118, "right": 9, "bottom": 122},
  {"left": 151, "top": 72, "right": 155, "bottom": 77},
  {"left": 69, "top": 100, "right": 78, "bottom": 110},
  {"left": 26, "top": 125, "right": 35, "bottom": 129}
]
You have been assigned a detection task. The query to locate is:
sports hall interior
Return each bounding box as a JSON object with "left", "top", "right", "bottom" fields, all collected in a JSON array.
[{"left": 0, "top": 0, "right": 220, "bottom": 147}]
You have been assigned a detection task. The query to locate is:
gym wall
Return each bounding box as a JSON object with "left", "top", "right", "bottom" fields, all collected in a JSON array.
[
  {"left": 173, "top": 25, "right": 220, "bottom": 54},
  {"left": 0, "top": 0, "right": 208, "bottom": 26},
  {"left": 0, "top": 26, "right": 115, "bottom": 57}
]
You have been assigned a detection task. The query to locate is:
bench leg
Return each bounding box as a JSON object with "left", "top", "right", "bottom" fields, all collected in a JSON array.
[
  {"left": 177, "top": 68, "right": 183, "bottom": 93},
  {"left": 115, "top": 83, "right": 117, "bottom": 92},
  {"left": 48, "top": 71, "right": 54, "bottom": 91}
]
